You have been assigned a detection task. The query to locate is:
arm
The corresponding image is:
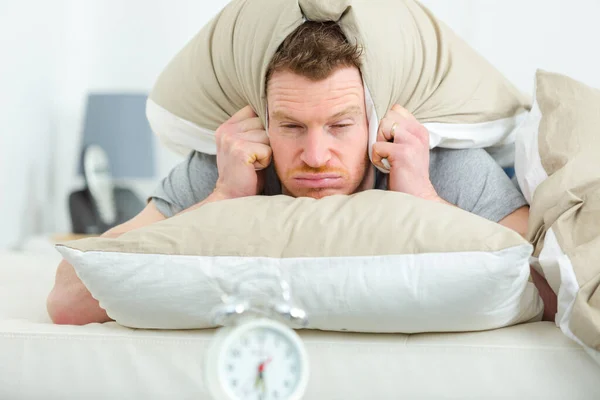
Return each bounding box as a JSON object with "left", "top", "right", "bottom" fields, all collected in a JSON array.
[
  {"left": 47, "top": 201, "right": 165, "bottom": 325},
  {"left": 47, "top": 195, "right": 222, "bottom": 325},
  {"left": 497, "top": 205, "right": 558, "bottom": 322}
]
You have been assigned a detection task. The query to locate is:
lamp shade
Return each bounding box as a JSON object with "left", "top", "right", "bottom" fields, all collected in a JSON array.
[{"left": 80, "top": 93, "right": 155, "bottom": 179}]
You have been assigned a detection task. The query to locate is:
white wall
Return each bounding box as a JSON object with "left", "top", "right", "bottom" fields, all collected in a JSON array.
[
  {"left": 0, "top": 1, "right": 66, "bottom": 248},
  {"left": 0, "top": 0, "right": 231, "bottom": 247},
  {"left": 421, "top": 0, "right": 600, "bottom": 91},
  {"left": 1, "top": 0, "right": 600, "bottom": 248}
]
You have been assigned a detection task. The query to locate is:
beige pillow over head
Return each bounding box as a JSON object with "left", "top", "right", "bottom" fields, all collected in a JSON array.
[{"left": 147, "top": 0, "right": 530, "bottom": 156}]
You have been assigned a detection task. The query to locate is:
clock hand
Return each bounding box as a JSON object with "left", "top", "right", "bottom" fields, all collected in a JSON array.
[
  {"left": 254, "top": 357, "right": 272, "bottom": 394},
  {"left": 258, "top": 357, "right": 272, "bottom": 373}
]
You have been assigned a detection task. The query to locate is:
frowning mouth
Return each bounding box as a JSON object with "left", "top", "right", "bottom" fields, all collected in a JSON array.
[{"left": 293, "top": 174, "right": 344, "bottom": 188}]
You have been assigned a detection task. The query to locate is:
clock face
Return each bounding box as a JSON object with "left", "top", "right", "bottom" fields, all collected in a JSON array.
[{"left": 218, "top": 322, "right": 306, "bottom": 400}]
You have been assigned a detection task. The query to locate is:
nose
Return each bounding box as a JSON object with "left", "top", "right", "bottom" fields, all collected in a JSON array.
[{"left": 300, "top": 129, "right": 332, "bottom": 168}]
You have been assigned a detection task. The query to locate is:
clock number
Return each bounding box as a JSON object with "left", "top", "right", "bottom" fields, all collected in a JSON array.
[
  {"left": 231, "top": 349, "right": 241, "bottom": 358},
  {"left": 286, "top": 347, "right": 294, "bottom": 358}
]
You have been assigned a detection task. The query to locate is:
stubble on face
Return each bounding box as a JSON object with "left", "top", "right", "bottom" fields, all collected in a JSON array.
[
  {"left": 276, "top": 151, "right": 372, "bottom": 199},
  {"left": 267, "top": 67, "right": 375, "bottom": 199}
]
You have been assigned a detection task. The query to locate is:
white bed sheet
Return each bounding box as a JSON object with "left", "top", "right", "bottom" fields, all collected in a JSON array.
[{"left": 1, "top": 251, "right": 599, "bottom": 399}]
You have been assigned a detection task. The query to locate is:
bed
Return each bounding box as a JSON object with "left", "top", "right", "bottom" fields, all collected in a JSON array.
[{"left": 1, "top": 250, "right": 599, "bottom": 399}]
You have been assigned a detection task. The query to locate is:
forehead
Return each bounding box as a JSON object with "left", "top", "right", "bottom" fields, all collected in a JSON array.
[{"left": 267, "top": 67, "right": 365, "bottom": 115}]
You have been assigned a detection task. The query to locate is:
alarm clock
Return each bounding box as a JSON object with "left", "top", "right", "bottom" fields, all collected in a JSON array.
[{"left": 205, "top": 278, "right": 309, "bottom": 400}]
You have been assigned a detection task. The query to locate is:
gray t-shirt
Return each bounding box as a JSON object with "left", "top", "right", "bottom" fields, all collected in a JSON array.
[{"left": 150, "top": 148, "right": 528, "bottom": 223}]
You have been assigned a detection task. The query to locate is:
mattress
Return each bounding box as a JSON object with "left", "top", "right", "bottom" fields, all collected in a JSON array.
[{"left": 1, "top": 250, "right": 599, "bottom": 399}]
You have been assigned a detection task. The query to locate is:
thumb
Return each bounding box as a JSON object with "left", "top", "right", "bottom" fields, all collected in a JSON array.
[
  {"left": 372, "top": 142, "right": 394, "bottom": 171},
  {"left": 247, "top": 143, "right": 272, "bottom": 170}
]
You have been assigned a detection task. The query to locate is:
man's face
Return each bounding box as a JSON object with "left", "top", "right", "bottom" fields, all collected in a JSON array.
[{"left": 267, "top": 67, "right": 372, "bottom": 199}]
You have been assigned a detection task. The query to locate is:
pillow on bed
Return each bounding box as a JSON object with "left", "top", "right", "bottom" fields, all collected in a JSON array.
[
  {"left": 147, "top": 0, "right": 529, "bottom": 163},
  {"left": 56, "top": 190, "right": 542, "bottom": 333},
  {"left": 514, "top": 70, "right": 600, "bottom": 352}
]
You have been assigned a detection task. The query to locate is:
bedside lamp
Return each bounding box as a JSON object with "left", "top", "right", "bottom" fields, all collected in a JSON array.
[{"left": 69, "top": 93, "right": 156, "bottom": 234}]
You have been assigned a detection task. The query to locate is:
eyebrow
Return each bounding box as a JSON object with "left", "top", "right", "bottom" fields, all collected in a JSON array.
[{"left": 271, "top": 105, "right": 362, "bottom": 123}]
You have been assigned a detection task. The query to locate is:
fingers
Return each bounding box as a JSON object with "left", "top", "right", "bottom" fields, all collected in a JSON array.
[
  {"left": 371, "top": 141, "right": 396, "bottom": 170},
  {"left": 228, "top": 105, "right": 258, "bottom": 124},
  {"left": 220, "top": 128, "right": 271, "bottom": 170},
  {"left": 220, "top": 129, "right": 270, "bottom": 153},
  {"left": 237, "top": 117, "right": 264, "bottom": 133},
  {"left": 217, "top": 123, "right": 269, "bottom": 148},
  {"left": 240, "top": 129, "right": 270, "bottom": 145},
  {"left": 377, "top": 105, "right": 429, "bottom": 147},
  {"left": 391, "top": 104, "right": 413, "bottom": 119},
  {"left": 377, "top": 116, "right": 397, "bottom": 142},
  {"left": 244, "top": 142, "right": 272, "bottom": 170},
  {"left": 378, "top": 116, "right": 415, "bottom": 145}
]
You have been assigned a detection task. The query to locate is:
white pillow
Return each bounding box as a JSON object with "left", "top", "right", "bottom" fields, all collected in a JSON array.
[{"left": 57, "top": 191, "right": 543, "bottom": 332}]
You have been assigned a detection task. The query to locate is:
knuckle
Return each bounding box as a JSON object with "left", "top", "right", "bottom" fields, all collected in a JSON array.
[
  {"left": 219, "top": 136, "right": 233, "bottom": 151},
  {"left": 215, "top": 126, "right": 224, "bottom": 141},
  {"left": 257, "top": 129, "right": 269, "bottom": 143},
  {"left": 230, "top": 142, "right": 246, "bottom": 157},
  {"left": 215, "top": 124, "right": 231, "bottom": 142},
  {"left": 258, "top": 144, "right": 271, "bottom": 158},
  {"left": 223, "top": 131, "right": 240, "bottom": 146},
  {"left": 412, "top": 124, "right": 429, "bottom": 140},
  {"left": 391, "top": 104, "right": 405, "bottom": 113},
  {"left": 238, "top": 119, "right": 251, "bottom": 132},
  {"left": 395, "top": 120, "right": 408, "bottom": 131}
]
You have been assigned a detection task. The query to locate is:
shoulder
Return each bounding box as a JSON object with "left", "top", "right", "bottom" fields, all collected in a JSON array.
[
  {"left": 429, "top": 148, "right": 527, "bottom": 221},
  {"left": 429, "top": 147, "right": 493, "bottom": 171},
  {"left": 429, "top": 148, "right": 498, "bottom": 197}
]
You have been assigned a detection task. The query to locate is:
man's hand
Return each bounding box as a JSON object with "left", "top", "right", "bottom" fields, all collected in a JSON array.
[
  {"left": 372, "top": 105, "right": 439, "bottom": 201},
  {"left": 214, "top": 105, "right": 272, "bottom": 199}
]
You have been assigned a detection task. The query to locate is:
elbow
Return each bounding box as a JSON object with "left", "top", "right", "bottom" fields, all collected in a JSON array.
[
  {"left": 47, "top": 289, "right": 111, "bottom": 325},
  {"left": 46, "top": 291, "right": 70, "bottom": 325},
  {"left": 46, "top": 288, "right": 85, "bottom": 325},
  {"left": 498, "top": 206, "right": 530, "bottom": 239},
  {"left": 46, "top": 283, "right": 112, "bottom": 326},
  {"left": 47, "top": 260, "right": 113, "bottom": 325}
]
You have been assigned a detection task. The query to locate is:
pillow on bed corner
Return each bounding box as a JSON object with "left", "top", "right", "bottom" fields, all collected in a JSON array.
[
  {"left": 56, "top": 190, "right": 542, "bottom": 333},
  {"left": 514, "top": 69, "right": 600, "bottom": 353}
]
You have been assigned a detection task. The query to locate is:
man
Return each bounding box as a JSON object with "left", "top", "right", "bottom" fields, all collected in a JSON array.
[{"left": 47, "top": 21, "right": 556, "bottom": 325}]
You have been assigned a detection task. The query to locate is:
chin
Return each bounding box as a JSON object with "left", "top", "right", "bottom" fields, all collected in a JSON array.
[{"left": 287, "top": 187, "right": 351, "bottom": 199}]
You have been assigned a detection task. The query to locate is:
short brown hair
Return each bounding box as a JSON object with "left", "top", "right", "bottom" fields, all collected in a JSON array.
[{"left": 266, "top": 21, "right": 363, "bottom": 85}]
